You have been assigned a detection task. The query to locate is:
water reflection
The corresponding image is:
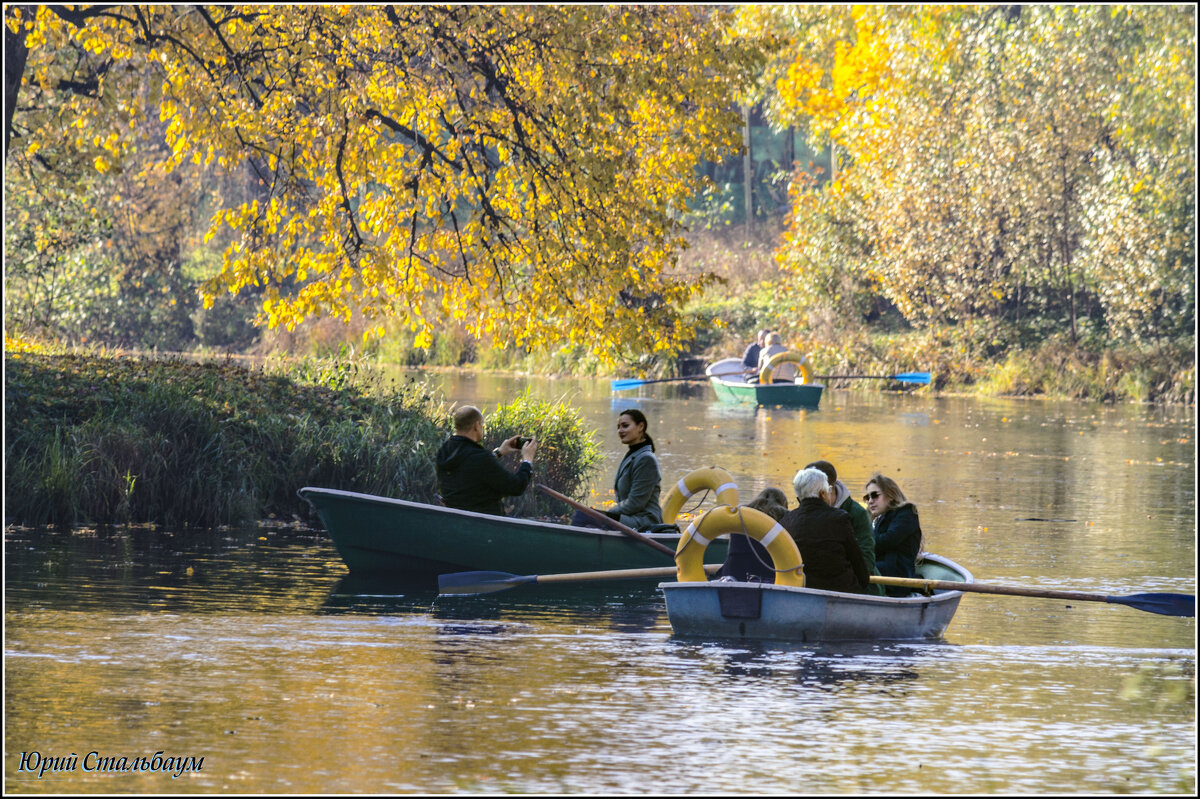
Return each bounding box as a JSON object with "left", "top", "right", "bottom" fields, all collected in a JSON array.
[
  {"left": 5, "top": 381, "right": 1194, "bottom": 795},
  {"left": 321, "top": 573, "right": 670, "bottom": 636},
  {"left": 668, "top": 638, "right": 930, "bottom": 693}
]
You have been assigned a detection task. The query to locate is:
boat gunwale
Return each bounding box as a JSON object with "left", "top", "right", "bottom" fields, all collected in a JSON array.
[
  {"left": 705, "top": 357, "right": 826, "bottom": 390},
  {"left": 658, "top": 553, "right": 974, "bottom": 604},
  {"left": 297, "top": 485, "right": 684, "bottom": 544}
]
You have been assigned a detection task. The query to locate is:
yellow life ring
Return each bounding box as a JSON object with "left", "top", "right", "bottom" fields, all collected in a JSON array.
[
  {"left": 759, "top": 350, "right": 812, "bottom": 385},
  {"left": 661, "top": 467, "right": 739, "bottom": 527},
  {"left": 675, "top": 505, "right": 805, "bottom": 587}
]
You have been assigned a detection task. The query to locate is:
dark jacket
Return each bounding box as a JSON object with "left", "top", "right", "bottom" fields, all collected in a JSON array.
[
  {"left": 741, "top": 342, "right": 762, "bottom": 369},
  {"left": 779, "top": 497, "right": 869, "bottom": 594},
  {"left": 874, "top": 503, "right": 922, "bottom": 594},
  {"left": 833, "top": 481, "right": 885, "bottom": 596},
  {"left": 435, "top": 435, "right": 532, "bottom": 516},
  {"left": 608, "top": 441, "right": 663, "bottom": 531},
  {"left": 717, "top": 527, "right": 777, "bottom": 583}
]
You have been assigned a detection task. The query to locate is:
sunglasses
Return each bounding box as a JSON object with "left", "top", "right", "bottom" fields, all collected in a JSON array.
[{"left": 863, "top": 491, "right": 883, "bottom": 502}]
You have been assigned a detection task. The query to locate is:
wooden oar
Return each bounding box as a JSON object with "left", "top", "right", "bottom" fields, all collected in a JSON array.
[
  {"left": 535, "top": 483, "right": 676, "bottom": 558},
  {"left": 871, "top": 576, "right": 1195, "bottom": 617},
  {"left": 439, "top": 564, "right": 721, "bottom": 596},
  {"left": 814, "top": 371, "right": 932, "bottom": 385}
]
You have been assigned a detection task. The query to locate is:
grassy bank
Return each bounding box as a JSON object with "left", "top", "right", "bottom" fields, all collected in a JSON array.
[{"left": 3, "top": 339, "right": 603, "bottom": 529}]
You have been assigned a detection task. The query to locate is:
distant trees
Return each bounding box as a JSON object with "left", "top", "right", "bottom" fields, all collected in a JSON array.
[
  {"left": 738, "top": 5, "right": 1195, "bottom": 349},
  {"left": 5, "top": 5, "right": 754, "bottom": 363},
  {"left": 7, "top": 6, "right": 1192, "bottom": 364}
]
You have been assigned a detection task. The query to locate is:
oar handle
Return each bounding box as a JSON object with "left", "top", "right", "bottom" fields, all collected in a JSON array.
[
  {"left": 814, "top": 372, "right": 931, "bottom": 384},
  {"left": 535, "top": 483, "right": 677, "bottom": 558}
]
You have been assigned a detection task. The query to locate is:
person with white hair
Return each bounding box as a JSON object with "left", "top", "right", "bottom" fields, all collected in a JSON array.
[{"left": 776, "top": 467, "right": 870, "bottom": 593}]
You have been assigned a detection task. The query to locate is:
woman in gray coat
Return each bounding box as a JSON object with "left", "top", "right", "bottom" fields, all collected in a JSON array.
[{"left": 572, "top": 408, "right": 663, "bottom": 531}]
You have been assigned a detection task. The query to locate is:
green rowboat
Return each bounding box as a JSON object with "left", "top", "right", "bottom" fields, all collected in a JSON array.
[
  {"left": 706, "top": 358, "right": 824, "bottom": 408},
  {"left": 299, "top": 487, "right": 728, "bottom": 578}
]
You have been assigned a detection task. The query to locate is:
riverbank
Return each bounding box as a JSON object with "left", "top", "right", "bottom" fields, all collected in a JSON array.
[
  {"left": 3, "top": 339, "right": 601, "bottom": 529},
  {"left": 363, "top": 320, "right": 1195, "bottom": 406}
]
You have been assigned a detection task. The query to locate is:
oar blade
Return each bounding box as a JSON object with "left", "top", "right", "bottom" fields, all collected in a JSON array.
[
  {"left": 1108, "top": 592, "right": 1195, "bottom": 618},
  {"left": 437, "top": 570, "right": 535, "bottom": 596},
  {"left": 610, "top": 378, "right": 646, "bottom": 391},
  {"left": 891, "top": 371, "right": 932, "bottom": 385}
]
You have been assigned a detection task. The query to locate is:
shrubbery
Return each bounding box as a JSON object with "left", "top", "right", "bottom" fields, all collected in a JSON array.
[{"left": 3, "top": 340, "right": 603, "bottom": 528}]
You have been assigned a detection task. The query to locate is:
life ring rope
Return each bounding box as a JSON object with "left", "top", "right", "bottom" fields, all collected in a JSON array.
[
  {"left": 675, "top": 504, "right": 805, "bottom": 587},
  {"left": 661, "top": 466, "right": 739, "bottom": 528}
]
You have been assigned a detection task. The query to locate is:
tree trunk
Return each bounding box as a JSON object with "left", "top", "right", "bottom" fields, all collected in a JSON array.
[
  {"left": 4, "top": 5, "right": 32, "bottom": 160},
  {"left": 742, "top": 103, "right": 753, "bottom": 240}
]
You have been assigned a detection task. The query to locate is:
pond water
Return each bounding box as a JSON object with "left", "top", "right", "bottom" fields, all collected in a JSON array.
[{"left": 5, "top": 373, "right": 1195, "bottom": 793}]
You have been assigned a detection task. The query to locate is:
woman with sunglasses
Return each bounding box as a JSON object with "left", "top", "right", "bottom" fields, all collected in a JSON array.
[{"left": 863, "top": 474, "right": 923, "bottom": 596}]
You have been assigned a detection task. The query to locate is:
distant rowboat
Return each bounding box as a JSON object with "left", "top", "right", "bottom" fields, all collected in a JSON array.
[{"left": 706, "top": 357, "right": 824, "bottom": 408}]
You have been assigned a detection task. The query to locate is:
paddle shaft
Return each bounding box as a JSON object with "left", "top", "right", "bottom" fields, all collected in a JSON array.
[
  {"left": 871, "top": 575, "right": 1117, "bottom": 601},
  {"left": 535, "top": 483, "right": 676, "bottom": 557},
  {"left": 872, "top": 575, "right": 1193, "bottom": 613},
  {"left": 536, "top": 564, "right": 720, "bottom": 585},
  {"left": 815, "top": 373, "right": 930, "bottom": 383},
  {"left": 611, "top": 368, "right": 742, "bottom": 390},
  {"left": 619, "top": 374, "right": 708, "bottom": 386}
]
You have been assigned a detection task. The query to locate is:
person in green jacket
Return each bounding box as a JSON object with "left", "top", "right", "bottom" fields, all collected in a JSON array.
[{"left": 806, "top": 460, "right": 885, "bottom": 596}]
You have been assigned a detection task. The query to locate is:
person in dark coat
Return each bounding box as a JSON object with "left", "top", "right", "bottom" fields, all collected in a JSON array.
[
  {"left": 436, "top": 405, "right": 537, "bottom": 516},
  {"left": 741, "top": 329, "right": 770, "bottom": 373},
  {"left": 864, "top": 473, "right": 923, "bottom": 597},
  {"left": 806, "top": 459, "right": 886, "bottom": 596},
  {"left": 778, "top": 468, "right": 869, "bottom": 594},
  {"left": 716, "top": 487, "right": 788, "bottom": 582}
]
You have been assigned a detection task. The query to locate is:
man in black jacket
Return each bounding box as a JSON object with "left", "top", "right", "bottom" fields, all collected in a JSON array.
[
  {"left": 778, "top": 467, "right": 869, "bottom": 594},
  {"left": 436, "top": 406, "right": 537, "bottom": 516}
]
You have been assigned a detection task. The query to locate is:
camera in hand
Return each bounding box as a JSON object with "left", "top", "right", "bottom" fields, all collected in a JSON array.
[{"left": 516, "top": 436, "right": 533, "bottom": 447}]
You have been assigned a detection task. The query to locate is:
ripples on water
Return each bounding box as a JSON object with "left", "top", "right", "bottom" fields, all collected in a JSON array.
[
  {"left": 6, "top": 529, "right": 1194, "bottom": 794},
  {"left": 5, "top": 386, "right": 1195, "bottom": 794}
]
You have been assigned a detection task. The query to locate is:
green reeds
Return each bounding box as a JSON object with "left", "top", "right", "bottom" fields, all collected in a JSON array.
[
  {"left": 3, "top": 346, "right": 605, "bottom": 529},
  {"left": 482, "top": 389, "right": 604, "bottom": 519}
]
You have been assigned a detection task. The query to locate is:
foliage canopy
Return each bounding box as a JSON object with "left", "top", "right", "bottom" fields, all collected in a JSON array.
[
  {"left": 7, "top": 5, "right": 755, "bottom": 364},
  {"left": 737, "top": 5, "right": 1195, "bottom": 350}
]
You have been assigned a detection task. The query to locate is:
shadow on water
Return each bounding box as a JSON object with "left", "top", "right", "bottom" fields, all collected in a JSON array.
[{"left": 320, "top": 572, "right": 669, "bottom": 633}]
